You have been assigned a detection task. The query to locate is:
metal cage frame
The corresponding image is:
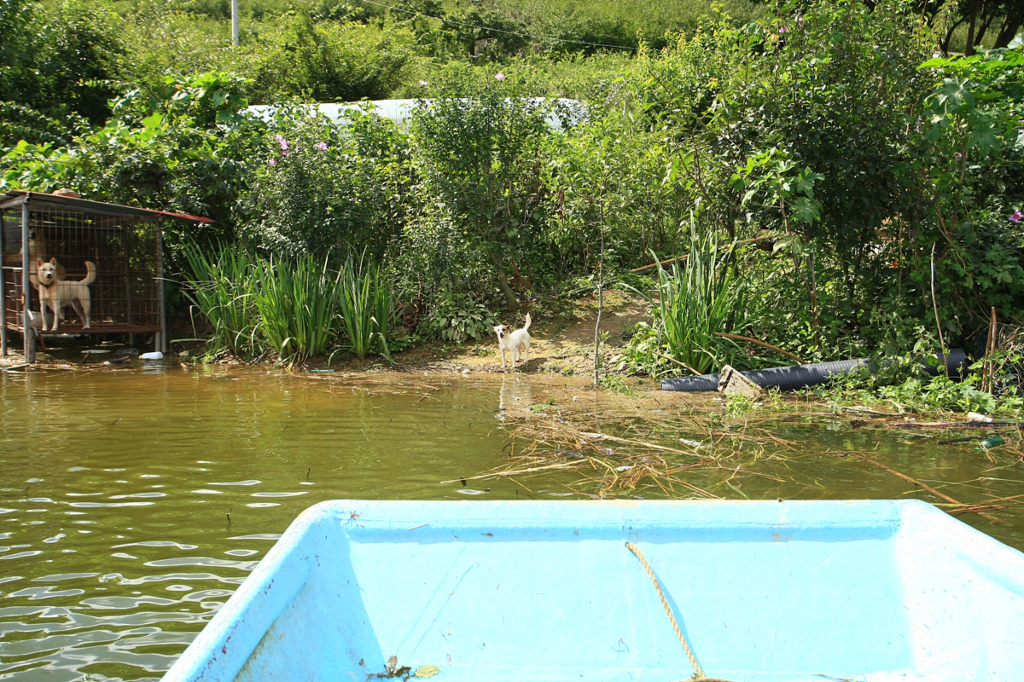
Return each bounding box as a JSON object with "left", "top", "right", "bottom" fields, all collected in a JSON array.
[{"left": 1, "top": 191, "right": 210, "bottom": 362}]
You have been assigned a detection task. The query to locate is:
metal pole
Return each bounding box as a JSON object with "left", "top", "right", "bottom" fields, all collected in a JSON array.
[
  {"left": 0, "top": 209, "right": 7, "bottom": 356},
  {"left": 157, "top": 223, "right": 167, "bottom": 354},
  {"left": 21, "top": 198, "right": 34, "bottom": 362},
  {"left": 232, "top": 0, "right": 239, "bottom": 46},
  {"left": 124, "top": 225, "right": 134, "bottom": 342}
]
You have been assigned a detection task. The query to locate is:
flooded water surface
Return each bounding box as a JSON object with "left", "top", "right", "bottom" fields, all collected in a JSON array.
[{"left": 1, "top": 366, "right": 1022, "bottom": 680}]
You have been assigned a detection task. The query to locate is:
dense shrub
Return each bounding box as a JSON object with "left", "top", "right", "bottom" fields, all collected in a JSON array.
[
  {"left": 0, "top": 0, "right": 126, "bottom": 145},
  {"left": 396, "top": 206, "right": 501, "bottom": 319},
  {"left": 239, "top": 104, "right": 412, "bottom": 262},
  {"left": 0, "top": 72, "right": 255, "bottom": 254},
  {"left": 248, "top": 17, "right": 420, "bottom": 102},
  {"left": 628, "top": 2, "right": 1024, "bottom": 359},
  {"left": 412, "top": 70, "right": 553, "bottom": 310},
  {"left": 120, "top": 2, "right": 425, "bottom": 106},
  {"left": 544, "top": 112, "right": 685, "bottom": 274}
]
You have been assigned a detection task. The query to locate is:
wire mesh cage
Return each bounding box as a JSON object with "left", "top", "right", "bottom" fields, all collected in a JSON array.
[{"left": 1, "top": 191, "right": 209, "bottom": 360}]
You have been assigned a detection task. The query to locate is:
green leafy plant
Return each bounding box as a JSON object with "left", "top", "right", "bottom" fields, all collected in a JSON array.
[
  {"left": 253, "top": 254, "right": 342, "bottom": 363},
  {"left": 633, "top": 222, "right": 748, "bottom": 375},
  {"left": 241, "top": 105, "right": 412, "bottom": 263},
  {"left": 182, "top": 243, "right": 259, "bottom": 357},
  {"left": 724, "top": 393, "right": 757, "bottom": 417},
  {"left": 598, "top": 375, "right": 633, "bottom": 395},
  {"left": 413, "top": 72, "right": 551, "bottom": 310},
  {"left": 0, "top": 0, "right": 126, "bottom": 147},
  {"left": 879, "top": 375, "right": 997, "bottom": 415},
  {"left": 425, "top": 297, "right": 496, "bottom": 343},
  {"left": 617, "top": 322, "right": 674, "bottom": 377},
  {"left": 336, "top": 257, "right": 395, "bottom": 361}
]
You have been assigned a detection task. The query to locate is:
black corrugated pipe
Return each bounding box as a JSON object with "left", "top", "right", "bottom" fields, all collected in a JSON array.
[{"left": 661, "top": 350, "right": 969, "bottom": 392}]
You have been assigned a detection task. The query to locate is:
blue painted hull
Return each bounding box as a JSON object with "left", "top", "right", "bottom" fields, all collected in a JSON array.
[{"left": 163, "top": 500, "right": 1024, "bottom": 681}]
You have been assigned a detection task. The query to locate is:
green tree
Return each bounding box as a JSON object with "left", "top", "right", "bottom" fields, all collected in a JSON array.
[
  {"left": 412, "top": 73, "right": 551, "bottom": 309},
  {"left": 240, "top": 104, "right": 412, "bottom": 262},
  {"left": 0, "top": 0, "right": 126, "bottom": 145}
]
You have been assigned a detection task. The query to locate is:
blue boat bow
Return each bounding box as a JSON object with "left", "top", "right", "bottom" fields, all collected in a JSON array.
[{"left": 162, "top": 500, "right": 1024, "bottom": 682}]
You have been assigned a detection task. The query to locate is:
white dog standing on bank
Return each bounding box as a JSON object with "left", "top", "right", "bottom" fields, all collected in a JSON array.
[{"left": 494, "top": 313, "right": 531, "bottom": 370}]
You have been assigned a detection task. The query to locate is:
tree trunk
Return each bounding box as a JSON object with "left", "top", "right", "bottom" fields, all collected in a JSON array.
[
  {"left": 974, "top": 1, "right": 995, "bottom": 47},
  {"left": 488, "top": 251, "right": 518, "bottom": 310},
  {"left": 965, "top": 0, "right": 979, "bottom": 55},
  {"left": 941, "top": 15, "right": 968, "bottom": 54},
  {"left": 993, "top": 2, "right": 1024, "bottom": 48}
]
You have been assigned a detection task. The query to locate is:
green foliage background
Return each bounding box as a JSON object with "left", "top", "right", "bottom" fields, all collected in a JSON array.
[{"left": 1, "top": 0, "right": 1023, "bottom": 380}]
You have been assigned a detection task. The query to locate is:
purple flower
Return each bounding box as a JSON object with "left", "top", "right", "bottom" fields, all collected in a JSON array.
[
  {"left": 779, "top": 26, "right": 789, "bottom": 34},
  {"left": 955, "top": 152, "right": 963, "bottom": 158},
  {"left": 1011, "top": 210, "right": 1023, "bottom": 223},
  {"left": 317, "top": 142, "right": 327, "bottom": 150},
  {"left": 495, "top": 73, "right": 505, "bottom": 81},
  {"left": 275, "top": 134, "right": 283, "bottom": 142},
  {"left": 280, "top": 140, "right": 289, "bottom": 152},
  {"left": 419, "top": 80, "right": 429, "bottom": 86},
  {"left": 268, "top": 159, "right": 276, "bottom": 166}
]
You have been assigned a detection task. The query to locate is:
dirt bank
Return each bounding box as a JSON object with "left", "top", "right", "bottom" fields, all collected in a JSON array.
[{"left": 380, "top": 290, "right": 648, "bottom": 376}]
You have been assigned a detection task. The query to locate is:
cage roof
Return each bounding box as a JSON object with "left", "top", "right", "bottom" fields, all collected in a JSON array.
[{"left": 0, "top": 191, "right": 212, "bottom": 223}]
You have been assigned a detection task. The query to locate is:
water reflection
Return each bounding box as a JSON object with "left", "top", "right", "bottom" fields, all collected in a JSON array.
[{"left": 497, "top": 374, "right": 533, "bottom": 417}]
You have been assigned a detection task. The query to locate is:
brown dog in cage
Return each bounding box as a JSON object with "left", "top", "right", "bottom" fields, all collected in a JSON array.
[{"left": 35, "top": 258, "right": 97, "bottom": 331}]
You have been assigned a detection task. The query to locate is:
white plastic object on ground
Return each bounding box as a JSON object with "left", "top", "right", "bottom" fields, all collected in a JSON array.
[{"left": 140, "top": 352, "right": 163, "bottom": 360}]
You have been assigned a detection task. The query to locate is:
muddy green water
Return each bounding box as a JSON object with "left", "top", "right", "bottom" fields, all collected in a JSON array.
[{"left": 1, "top": 366, "right": 1022, "bottom": 681}]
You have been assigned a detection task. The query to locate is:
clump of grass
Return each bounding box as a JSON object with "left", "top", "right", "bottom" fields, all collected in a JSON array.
[
  {"left": 184, "top": 246, "right": 396, "bottom": 363},
  {"left": 182, "top": 243, "right": 259, "bottom": 357},
  {"left": 254, "top": 254, "right": 343, "bottom": 363},
  {"left": 653, "top": 224, "right": 747, "bottom": 374},
  {"left": 336, "top": 256, "right": 395, "bottom": 361}
]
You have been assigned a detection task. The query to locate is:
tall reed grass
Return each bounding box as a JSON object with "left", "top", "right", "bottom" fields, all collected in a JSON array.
[
  {"left": 337, "top": 257, "right": 395, "bottom": 361},
  {"left": 648, "top": 225, "right": 747, "bottom": 374},
  {"left": 184, "top": 245, "right": 397, "bottom": 363},
  {"left": 183, "top": 244, "right": 259, "bottom": 357},
  {"left": 254, "top": 255, "right": 344, "bottom": 362}
]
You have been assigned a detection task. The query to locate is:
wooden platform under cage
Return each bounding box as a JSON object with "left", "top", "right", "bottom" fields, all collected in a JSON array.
[{"left": 4, "top": 321, "right": 163, "bottom": 335}]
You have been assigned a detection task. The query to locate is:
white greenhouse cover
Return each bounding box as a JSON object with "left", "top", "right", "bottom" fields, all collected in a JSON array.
[{"left": 244, "top": 98, "right": 584, "bottom": 131}]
